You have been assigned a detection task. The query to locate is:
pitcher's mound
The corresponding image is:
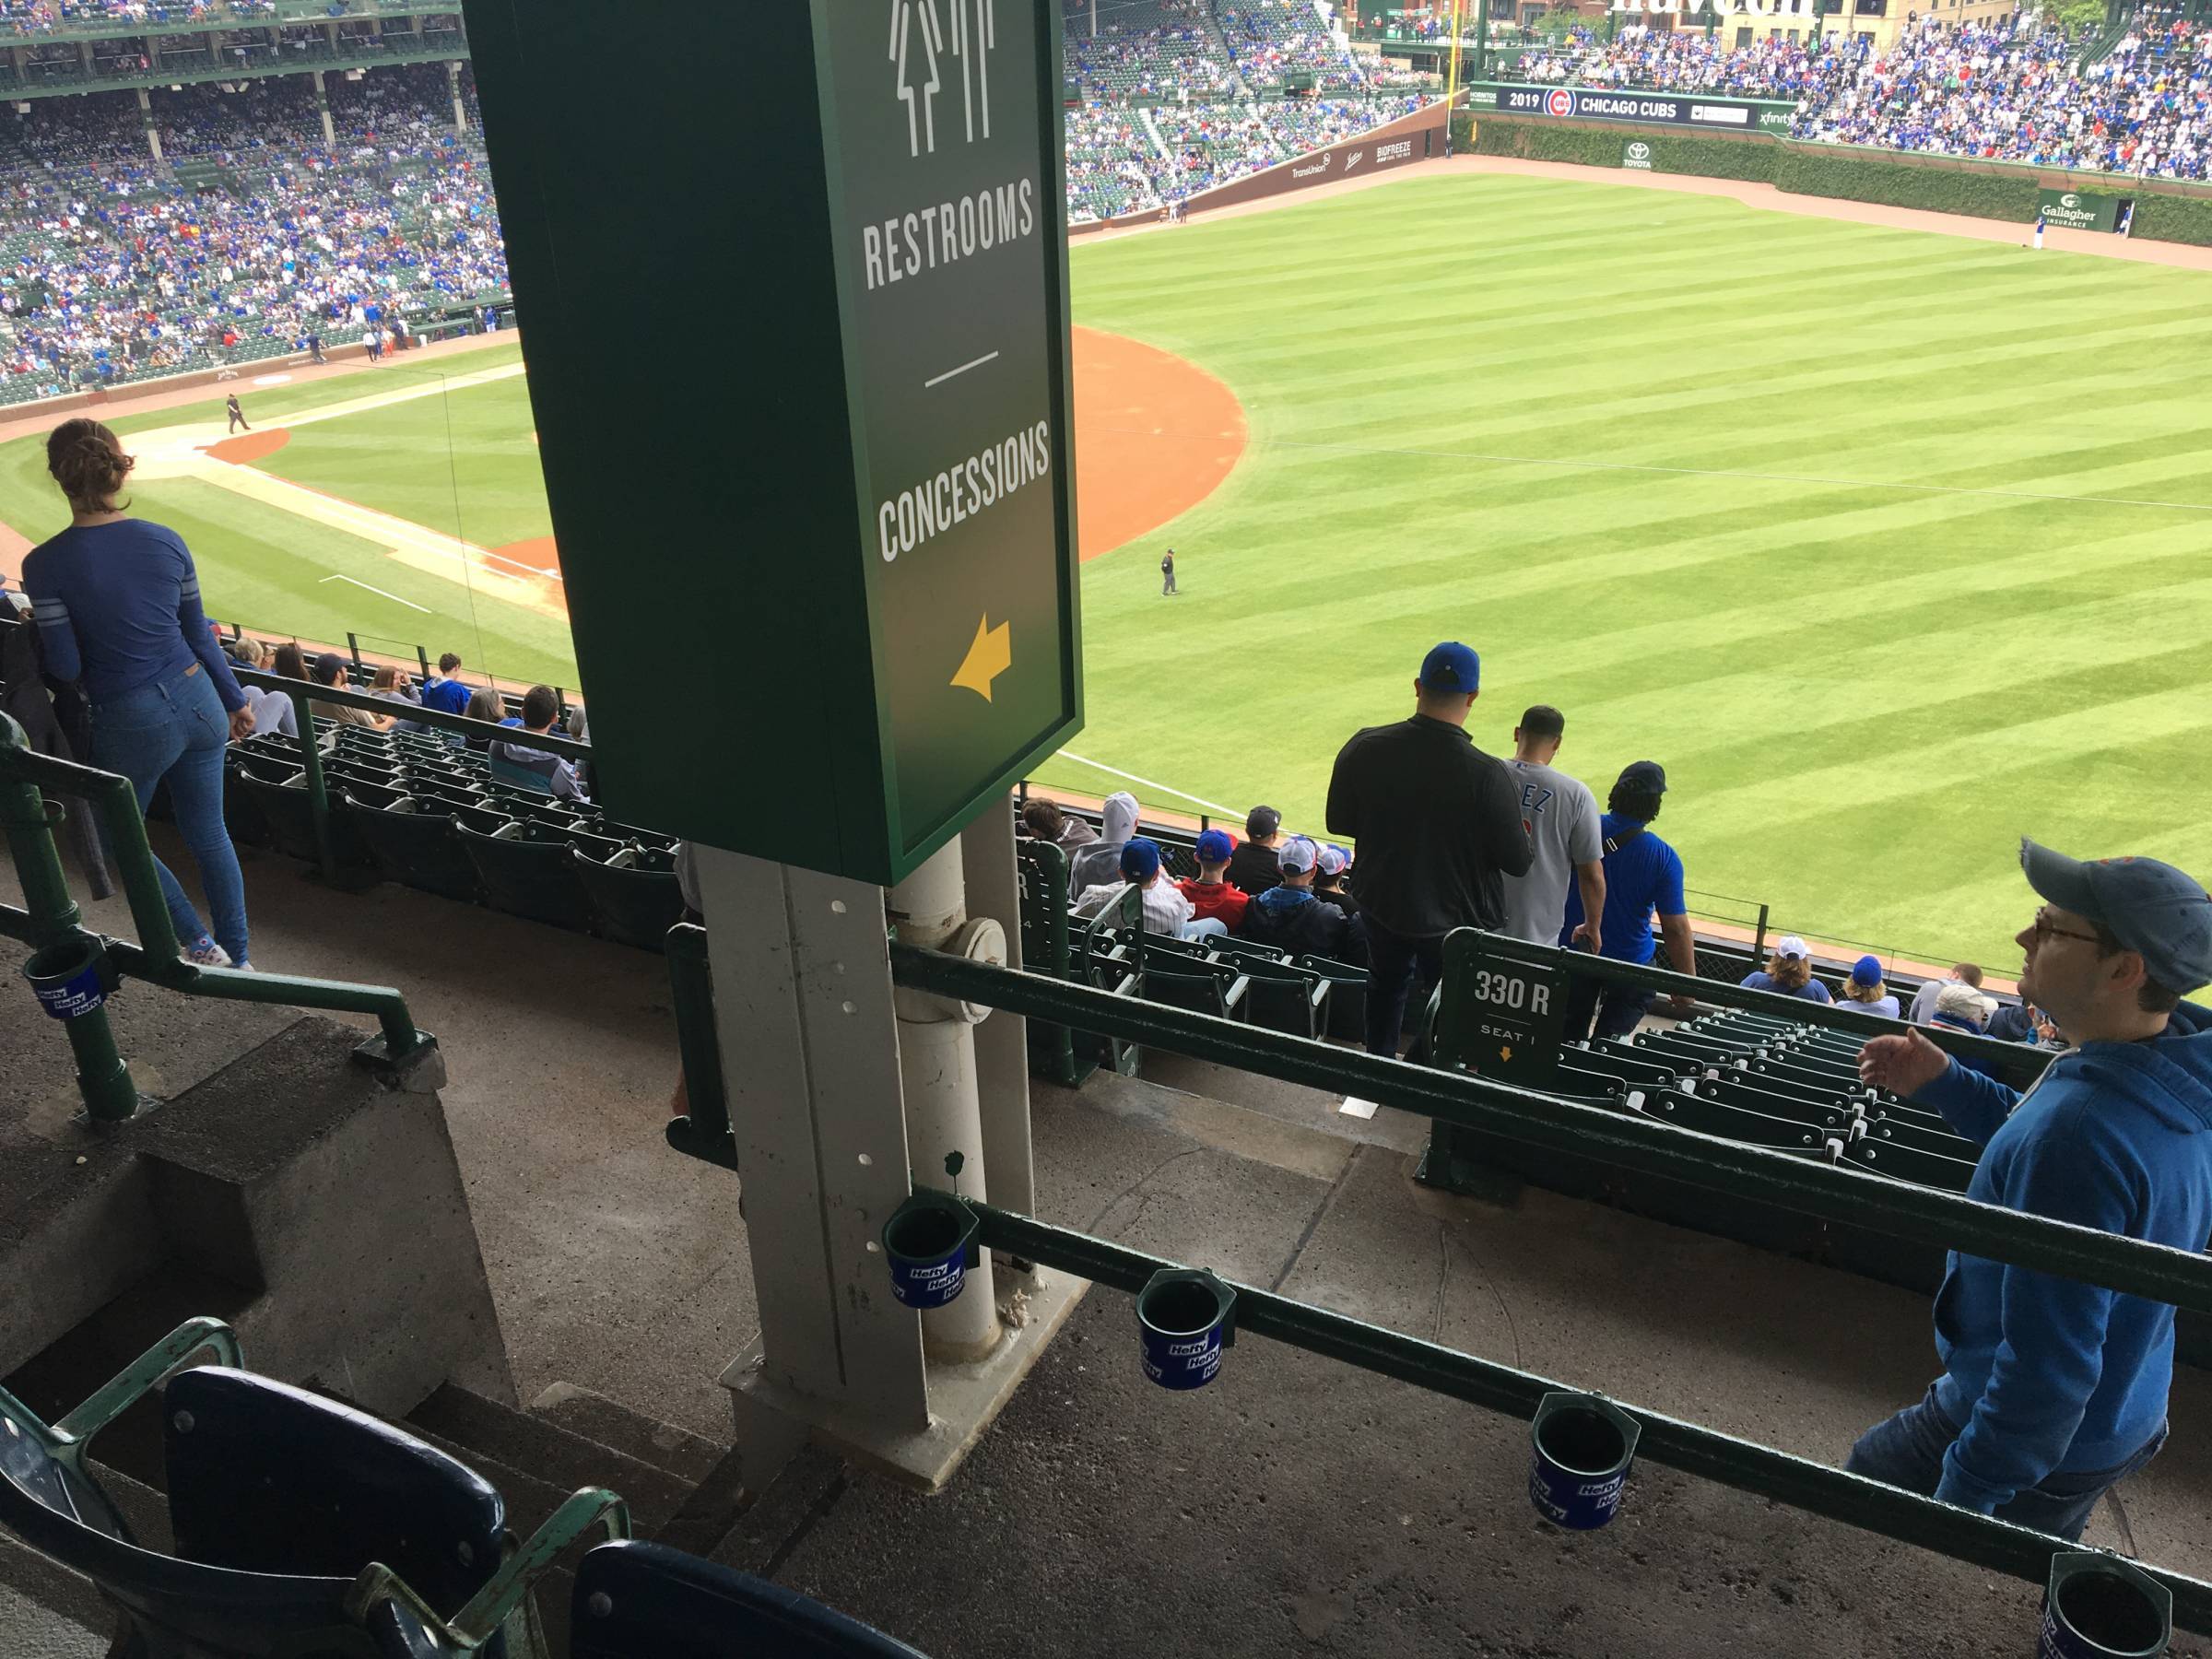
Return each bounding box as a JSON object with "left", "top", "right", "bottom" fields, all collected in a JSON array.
[{"left": 204, "top": 429, "right": 291, "bottom": 465}]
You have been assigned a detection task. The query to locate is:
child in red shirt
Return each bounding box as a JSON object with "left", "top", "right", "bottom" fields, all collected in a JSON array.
[{"left": 1177, "top": 829, "right": 1249, "bottom": 929}]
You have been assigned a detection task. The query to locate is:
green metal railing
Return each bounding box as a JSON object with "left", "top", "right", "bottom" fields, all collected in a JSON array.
[
  {"left": 655, "top": 909, "right": 2211, "bottom": 1627},
  {"left": 961, "top": 1195, "right": 2212, "bottom": 1635},
  {"left": 229, "top": 665, "right": 591, "bottom": 886},
  {"left": 0, "top": 708, "right": 441, "bottom": 1123},
  {"left": 883, "top": 947, "right": 2212, "bottom": 1314}
]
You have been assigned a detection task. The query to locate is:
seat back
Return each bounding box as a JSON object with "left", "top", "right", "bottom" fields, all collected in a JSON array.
[
  {"left": 237, "top": 773, "right": 369, "bottom": 867},
  {"left": 2, "top": 1385, "right": 388, "bottom": 1658},
  {"left": 571, "top": 848, "right": 686, "bottom": 952},
  {"left": 347, "top": 798, "right": 482, "bottom": 904},
  {"left": 454, "top": 821, "right": 593, "bottom": 931},
  {"left": 1143, "top": 963, "right": 1243, "bottom": 1020},
  {"left": 571, "top": 1540, "right": 929, "bottom": 1658},
  {"left": 166, "top": 1370, "right": 505, "bottom": 1641},
  {"left": 1237, "top": 959, "right": 1326, "bottom": 1040},
  {"left": 1297, "top": 955, "right": 1369, "bottom": 1044}
]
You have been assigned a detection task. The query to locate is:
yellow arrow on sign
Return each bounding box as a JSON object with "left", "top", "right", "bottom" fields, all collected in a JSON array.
[{"left": 950, "top": 614, "right": 1012, "bottom": 702}]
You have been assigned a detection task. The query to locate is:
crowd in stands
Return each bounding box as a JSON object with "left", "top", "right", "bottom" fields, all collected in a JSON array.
[
  {"left": 1068, "top": 89, "right": 1428, "bottom": 221},
  {"left": 1218, "top": 0, "right": 1367, "bottom": 91},
  {"left": 1516, "top": 26, "right": 1847, "bottom": 100},
  {"left": 0, "top": 61, "right": 503, "bottom": 400},
  {"left": 1065, "top": 0, "right": 1239, "bottom": 101},
  {"left": 1512, "top": 6, "right": 2211, "bottom": 181},
  {"left": 1795, "top": 10, "right": 2209, "bottom": 178},
  {"left": 1060, "top": 0, "right": 1435, "bottom": 222},
  {"left": 3, "top": 0, "right": 277, "bottom": 31}
]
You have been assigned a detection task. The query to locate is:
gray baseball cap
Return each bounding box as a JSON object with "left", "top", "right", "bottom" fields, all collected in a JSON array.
[{"left": 2020, "top": 838, "right": 2212, "bottom": 994}]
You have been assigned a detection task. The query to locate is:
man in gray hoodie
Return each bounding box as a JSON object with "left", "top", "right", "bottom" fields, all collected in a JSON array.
[{"left": 1069, "top": 791, "right": 1138, "bottom": 893}]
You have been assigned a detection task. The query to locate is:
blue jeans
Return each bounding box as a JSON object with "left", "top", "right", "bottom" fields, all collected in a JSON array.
[
  {"left": 1364, "top": 916, "right": 1443, "bottom": 1057},
  {"left": 89, "top": 664, "right": 248, "bottom": 965},
  {"left": 1844, "top": 1383, "right": 2167, "bottom": 1543}
]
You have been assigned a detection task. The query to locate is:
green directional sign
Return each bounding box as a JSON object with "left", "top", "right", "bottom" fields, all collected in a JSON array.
[{"left": 466, "top": 2, "right": 1081, "bottom": 886}]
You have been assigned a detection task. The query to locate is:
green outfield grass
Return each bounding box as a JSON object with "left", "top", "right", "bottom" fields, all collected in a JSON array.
[
  {"left": 1035, "top": 172, "right": 2212, "bottom": 966},
  {"left": 0, "top": 342, "right": 581, "bottom": 688},
  {"left": 6, "top": 174, "right": 2210, "bottom": 962}
]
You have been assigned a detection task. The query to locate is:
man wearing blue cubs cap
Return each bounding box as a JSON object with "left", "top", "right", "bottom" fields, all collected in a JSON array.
[
  {"left": 1175, "top": 827, "right": 1250, "bottom": 931},
  {"left": 1851, "top": 838, "right": 2212, "bottom": 1539},
  {"left": 1326, "top": 641, "right": 1532, "bottom": 1056}
]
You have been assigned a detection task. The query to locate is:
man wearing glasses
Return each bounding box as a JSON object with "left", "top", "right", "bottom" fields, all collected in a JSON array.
[{"left": 1847, "top": 839, "right": 2212, "bottom": 1539}]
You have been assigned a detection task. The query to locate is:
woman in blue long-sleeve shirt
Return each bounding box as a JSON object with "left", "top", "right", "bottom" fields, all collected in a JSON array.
[{"left": 20, "top": 418, "right": 253, "bottom": 969}]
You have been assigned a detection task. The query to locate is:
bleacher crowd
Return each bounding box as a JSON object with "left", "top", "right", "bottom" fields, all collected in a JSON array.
[
  {"left": 0, "top": 62, "right": 504, "bottom": 401},
  {"left": 1512, "top": 6, "right": 2211, "bottom": 182}
]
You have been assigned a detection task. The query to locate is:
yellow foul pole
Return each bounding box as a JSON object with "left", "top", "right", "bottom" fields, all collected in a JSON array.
[{"left": 1444, "top": 0, "right": 1466, "bottom": 153}]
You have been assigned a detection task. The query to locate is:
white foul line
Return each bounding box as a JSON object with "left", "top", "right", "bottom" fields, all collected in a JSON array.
[
  {"left": 924, "top": 350, "right": 1001, "bottom": 389},
  {"left": 1053, "top": 750, "right": 1242, "bottom": 818},
  {"left": 321, "top": 573, "right": 431, "bottom": 613}
]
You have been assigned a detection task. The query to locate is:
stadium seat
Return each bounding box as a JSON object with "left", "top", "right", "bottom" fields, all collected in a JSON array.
[
  {"left": 0, "top": 1330, "right": 504, "bottom": 1658},
  {"left": 1144, "top": 961, "right": 1249, "bottom": 1022},
  {"left": 220, "top": 758, "right": 274, "bottom": 849},
  {"left": 1237, "top": 957, "right": 1330, "bottom": 1040},
  {"left": 571, "top": 845, "right": 687, "bottom": 952},
  {"left": 163, "top": 1368, "right": 510, "bottom": 1652},
  {"left": 237, "top": 769, "right": 370, "bottom": 867},
  {"left": 455, "top": 818, "right": 594, "bottom": 932},
  {"left": 571, "top": 1539, "right": 930, "bottom": 1657},
  {"left": 1842, "top": 1135, "right": 1976, "bottom": 1193},
  {"left": 1641, "top": 1089, "right": 1833, "bottom": 1154},
  {"left": 348, "top": 794, "right": 485, "bottom": 905},
  {"left": 1297, "top": 954, "right": 1369, "bottom": 1045}
]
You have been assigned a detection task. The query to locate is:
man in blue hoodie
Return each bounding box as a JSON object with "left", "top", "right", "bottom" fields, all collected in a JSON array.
[{"left": 1850, "top": 838, "right": 2212, "bottom": 1540}]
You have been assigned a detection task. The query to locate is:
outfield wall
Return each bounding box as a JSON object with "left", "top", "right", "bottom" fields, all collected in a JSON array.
[
  {"left": 1069, "top": 100, "right": 1453, "bottom": 237},
  {"left": 1453, "top": 112, "right": 2212, "bottom": 247}
]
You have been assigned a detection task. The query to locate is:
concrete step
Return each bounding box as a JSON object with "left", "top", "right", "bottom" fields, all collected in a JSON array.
[
  {"left": 526, "top": 1381, "right": 725, "bottom": 1486},
  {"left": 396, "top": 1416, "right": 584, "bottom": 1655},
  {"left": 408, "top": 1382, "right": 692, "bottom": 1533},
  {"left": 0, "top": 1577, "right": 109, "bottom": 1658}
]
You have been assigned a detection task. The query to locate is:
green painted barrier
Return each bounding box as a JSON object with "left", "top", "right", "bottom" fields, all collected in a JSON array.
[{"left": 0, "top": 708, "right": 441, "bottom": 1120}]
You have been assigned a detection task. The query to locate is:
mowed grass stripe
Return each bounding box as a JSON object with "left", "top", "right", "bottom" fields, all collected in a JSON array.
[{"left": 1054, "top": 172, "right": 2212, "bottom": 960}]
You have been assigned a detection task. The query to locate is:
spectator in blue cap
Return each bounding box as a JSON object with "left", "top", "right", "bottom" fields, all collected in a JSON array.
[
  {"left": 1851, "top": 839, "right": 2212, "bottom": 1540},
  {"left": 1840, "top": 954, "right": 1900, "bottom": 1020},
  {"left": 1073, "top": 835, "right": 1221, "bottom": 940},
  {"left": 1326, "top": 641, "right": 1532, "bottom": 1055},
  {"left": 1176, "top": 827, "right": 1250, "bottom": 931}
]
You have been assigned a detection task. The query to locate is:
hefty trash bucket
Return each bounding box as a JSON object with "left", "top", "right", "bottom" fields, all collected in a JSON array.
[
  {"left": 880, "top": 1191, "right": 980, "bottom": 1311},
  {"left": 1528, "top": 1392, "right": 1640, "bottom": 1530},
  {"left": 2041, "top": 1552, "right": 2171, "bottom": 1658},
  {"left": 22, "top": 937, "right": 110, "bottom": 1022},
  {"left": 1135, "top": 1268, "right": 1236, "bottom": 1392}
]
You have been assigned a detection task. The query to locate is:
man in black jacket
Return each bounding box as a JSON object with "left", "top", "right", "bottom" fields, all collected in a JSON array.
[
  {"left": 1326, "top": 641, "right": 1533, "bottom": 1055},
  {"left": 1227, "top": 804, "right": 1285, "bottom": 897}
]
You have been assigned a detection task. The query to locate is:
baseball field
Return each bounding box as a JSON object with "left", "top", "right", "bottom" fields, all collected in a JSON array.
[{"left": 5, "top": 168, "right": 2210, "bottom": 964}]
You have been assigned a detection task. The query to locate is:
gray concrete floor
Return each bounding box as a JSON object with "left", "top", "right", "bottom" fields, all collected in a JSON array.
[
  {"left": 0, "top": 1583, "right": 104, "bottom": 1658},
  {"left": 6, "top": 830, "right": 2209, "bottom": 1653}
]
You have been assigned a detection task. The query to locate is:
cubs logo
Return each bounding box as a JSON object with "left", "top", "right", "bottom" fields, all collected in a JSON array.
[{"left": 1547, "top": 88, "right": 1574, "bottom": 118}]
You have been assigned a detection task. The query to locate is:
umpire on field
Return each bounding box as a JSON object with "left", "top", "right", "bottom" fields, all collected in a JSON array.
[{"left": 1326, "top": 641, "right": 1532, "bottom": 1057}]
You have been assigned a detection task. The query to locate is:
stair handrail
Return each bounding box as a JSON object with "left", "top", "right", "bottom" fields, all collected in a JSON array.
[{"left": 0, "top": 708, "right": 441, "bottom": 1121}]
